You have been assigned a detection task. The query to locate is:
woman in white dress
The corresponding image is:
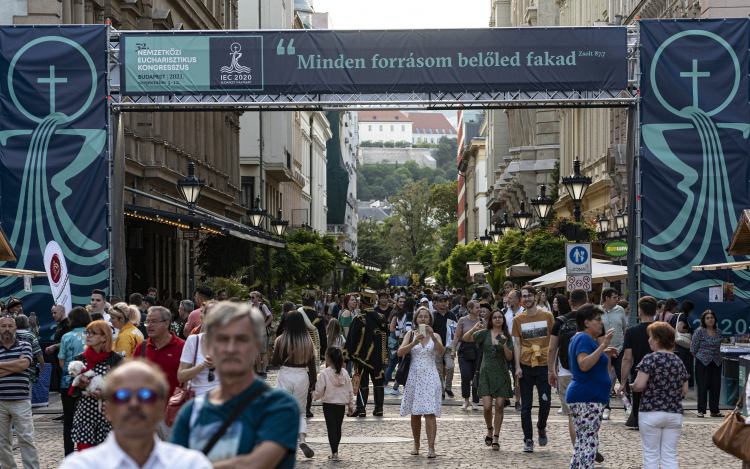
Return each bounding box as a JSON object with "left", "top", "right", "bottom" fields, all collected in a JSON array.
[{"left": 398, "top": 306, "right": 445, "bottom": 459}]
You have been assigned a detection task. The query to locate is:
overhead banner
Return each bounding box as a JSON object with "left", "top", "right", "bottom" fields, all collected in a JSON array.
[
  {"left": 0, "top": 26, "right": 109, "bottom": 333},
  {"left": 640, "top": 19, "right": 750, "bottom": 334},
  {"left": 120, "top": 27, "right": 627, "bottom": 95}
]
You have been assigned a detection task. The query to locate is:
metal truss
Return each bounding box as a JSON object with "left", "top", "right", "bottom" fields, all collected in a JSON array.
[{"left": 107, "top": 25, "right": 640, "bottom": 112}]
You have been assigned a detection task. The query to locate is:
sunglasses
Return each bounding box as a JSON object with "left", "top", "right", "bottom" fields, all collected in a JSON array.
[
  {"left": 208, "top": 368, "right": 215, "bottom": 382},
  {"left": 109, "top": 388, "right": 160, "bottom": 405}
]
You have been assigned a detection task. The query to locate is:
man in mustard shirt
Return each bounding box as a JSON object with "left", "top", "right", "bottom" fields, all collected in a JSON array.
[{"left": 512, "top": 284, "right": 554, "bottom": 454}]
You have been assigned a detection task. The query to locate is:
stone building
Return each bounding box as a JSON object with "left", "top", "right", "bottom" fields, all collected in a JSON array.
[{"left": 1, "top": 0, "right": 292, "bottom": 301}]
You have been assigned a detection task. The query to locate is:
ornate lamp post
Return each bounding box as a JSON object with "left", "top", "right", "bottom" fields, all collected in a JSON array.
[
  {"left": 530, "top": 184, "right": 555, "bottom": 226},
  {"left": 247, "top": 196, "right": 267, "bottom": 229},
  {"left": 176, "top": 161, "right": 205, "bottom": 300},
  {"left": 615, "top": 207, "right": 628, "bottom": 233},
  {"left": 598, "top": 211, "right": 610, "bottom": 235},
  {"left": 270, "top": 209, "right": 289, "bottom": 236},
  {"left": 513, "top": 202, "right": 533, "bottom": 231},
  {"left": 561, "top": 158, "right": 592, "bottom": 223},
  {"left": 480, "top": 229, "right": 492, "bottom": 247},
  {"left": 498, "top": 213, "right": 513, "bottom": 236}
]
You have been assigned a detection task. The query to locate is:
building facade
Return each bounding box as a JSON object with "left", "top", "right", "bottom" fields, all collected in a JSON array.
[
  {"left": 326, "top": 111, "right": 359, "bottom": 256},
  {"left": 358, "top": 111, "right": 413, "bottom": 144}
]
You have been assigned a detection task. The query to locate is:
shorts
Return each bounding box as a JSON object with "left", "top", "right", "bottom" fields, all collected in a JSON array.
[
  {"left": 558, "top": 374, "right": 572, "bottom": 415},
  {"left": 260, "top": 334, "right": 269, "bottom": 354}
]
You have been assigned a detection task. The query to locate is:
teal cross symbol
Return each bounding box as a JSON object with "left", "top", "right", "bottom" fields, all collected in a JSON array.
[
  {"left": 680, "top": 59, "right": 710, "bottom": 108},
  {"left": 37, "top": 66, "right": 67, "bottom": 114}
]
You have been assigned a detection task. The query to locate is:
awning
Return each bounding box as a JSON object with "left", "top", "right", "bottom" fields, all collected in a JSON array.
[
  {"left": 505, "top": 263, "right": 542, "bottom": 278},
  {"left": 532, "top": 262, "right": 628, "bottom": 288},
  {"left": 125, "top": 204, "right": 285, "bottom": 248},
  {"left": 467, "top": 262, "right": 484, "bottom": 280},
  {"left": 692, "top": 261, "right": 750, "bottom": 272},
  {"left": 0, "top": 268, "right": 46, "bottom": 278},
  {"left": 0, "top": 226, "right": 16, "bottom": 262},
  {"left": 727, "top": 209, "right": 750, "bottom": 256}
]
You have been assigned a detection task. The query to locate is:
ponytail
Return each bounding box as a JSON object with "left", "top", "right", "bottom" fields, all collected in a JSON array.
[{"left": 326, "top": 346, "right": 343, "bottom": 374}]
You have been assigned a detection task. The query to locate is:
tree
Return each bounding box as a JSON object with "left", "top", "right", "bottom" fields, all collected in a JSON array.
[
  {"left": 436, "top": 136, "right": 458, "bottom": 170},
  {"left": 357, "top": 218, "right": 393, "bottom": 270},
  {"left": 360, "top": 140, "right": 373, "bottom": 147},
  {"left": 429, "top": 180, "right": 458, "bottom": 226},
  {"left": 388, "top": 181, "right": 438, "bottom": 272},
  {"left": 383, "top": 141, "right": 394, "bottom": 148},
  {"left": 523, "top": 232, "right": 566, "bottom": 273},
  {"left": 446, "top": 240, "right": 487, "bottom": 290}
]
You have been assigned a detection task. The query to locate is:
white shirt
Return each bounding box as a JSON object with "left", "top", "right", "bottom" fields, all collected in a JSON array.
[
  {"left": 180, "top": 334, "right": 219, "bottom": 397},
  {"left": 59, "top": 433, "right": 212, "bottom": 469},
  {"left": 505, "top": 305, "right": 524, "bottom": 347}
]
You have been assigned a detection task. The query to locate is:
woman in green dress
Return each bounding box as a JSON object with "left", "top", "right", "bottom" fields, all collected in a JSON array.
[{"left": 463, "top": 309, "right": 513, "bottom": 451}]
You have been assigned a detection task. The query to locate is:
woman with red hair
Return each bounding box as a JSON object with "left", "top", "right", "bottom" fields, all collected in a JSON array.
[{"left": 70, "top": 320, "right": 123, "bottom": 451}]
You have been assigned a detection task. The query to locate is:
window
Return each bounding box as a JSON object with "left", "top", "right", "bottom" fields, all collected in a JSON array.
[
  {"left": 241, "top": 176, "right": 255, "bottom": 209},
  {"left": 379, "top": 125, "right": 383, "bottom": 131},
  {"left": 368, "top": 125, "right": 371, "bottom": 131},
  {"left": 435, "top": 129, "right": 438, "bottom": 133},
  {"left": 390, "top": 125, "right": 394, "bottom": 131},
  {"left": 431, "top": 138, "right": 434, "bottom": 143},
  {"left": 402, "top": 125, "right": 405, "bottom": 131},
  {"left": 422, "top": 128, "right": 426, "bottom": 133},
  {"left": 428, "top": 129, "right": 432, "bottom": 134}
]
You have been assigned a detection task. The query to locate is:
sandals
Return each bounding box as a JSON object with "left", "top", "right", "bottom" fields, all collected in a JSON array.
[
  {"left": 428, "top": 448, "right": 437, "bottom": 458},
  {"left": 492, "top": 434, "right": 500, "bottom": 451},
  {"left": 711, "top": 412, "right": 725, "bottom": 418},
  {"left": 411, "top": 444, "right": 420, "bottom": 455},
  {"left": 485, "top": 426, "right": 493, "bottom": 446}
]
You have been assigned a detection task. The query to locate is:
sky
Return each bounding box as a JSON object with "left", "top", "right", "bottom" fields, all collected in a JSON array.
[{"left": 312, "top": 0, "right": 490, "bottom": 30}]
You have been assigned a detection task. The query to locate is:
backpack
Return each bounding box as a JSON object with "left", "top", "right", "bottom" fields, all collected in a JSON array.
[{"left": 556, "top": 316, "right": 578, "bottom": 370}]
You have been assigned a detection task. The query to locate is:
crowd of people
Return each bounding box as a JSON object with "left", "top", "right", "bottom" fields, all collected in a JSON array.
[{"left": 0, "top": 279, "right": 734, "bottom": 469}]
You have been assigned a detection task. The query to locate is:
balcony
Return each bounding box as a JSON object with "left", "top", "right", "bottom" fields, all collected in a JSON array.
[{"left": 327, "top": 224, "right": 350, "bottom": 236}]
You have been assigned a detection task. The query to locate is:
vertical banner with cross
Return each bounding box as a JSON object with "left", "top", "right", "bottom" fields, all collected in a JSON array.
[
  {"left": 0, "top": 26, "right": 109, "bottom": 332},
  {"left": 640, "top": 20, "right": 750, "bottom": 334}
]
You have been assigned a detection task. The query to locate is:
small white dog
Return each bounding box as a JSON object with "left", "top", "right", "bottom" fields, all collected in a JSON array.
[{"left": 67, "top": 360, "right": 104, "bottom": 397}]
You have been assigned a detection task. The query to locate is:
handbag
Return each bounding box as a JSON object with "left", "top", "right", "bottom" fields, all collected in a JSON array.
[
  {"left": 713, "top": 380, "right": 750, "bottom": 461},
  {"left": 165, "top": 336, "right": 199, "bottom": 427},
  {"left": 395, "top": 332, "right": 413, "bottom": 384},
  {"left": 674, "top": 314, "right": 693, "bottom": 349}
]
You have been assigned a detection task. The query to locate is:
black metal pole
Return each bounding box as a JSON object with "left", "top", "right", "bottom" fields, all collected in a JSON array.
[
  {"left": 265, "top": 244, "right": 271, "bottom": 297},
  {"left": 188, "top": 219, "right": 195, "bottom": 300},
  {"left": 249, "top": 241, "right": 255, "bottom": 286}
]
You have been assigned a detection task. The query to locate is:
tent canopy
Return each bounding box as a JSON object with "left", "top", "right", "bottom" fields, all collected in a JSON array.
[
  {"left": 505, "top": 263, "right": 542, "bottom": 278},
  {"left": 531, "top": 262, "right": 627, "bottom": 288}
]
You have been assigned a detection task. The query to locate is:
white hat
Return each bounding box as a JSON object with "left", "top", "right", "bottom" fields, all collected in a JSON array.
[{"left": 419, "top": 297, "right": 429, "bottom": 303}]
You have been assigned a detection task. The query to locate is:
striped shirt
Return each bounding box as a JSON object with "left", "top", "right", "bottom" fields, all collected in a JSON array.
[{"left": 0, "top": 339, "right": 33, "bottom": 400}]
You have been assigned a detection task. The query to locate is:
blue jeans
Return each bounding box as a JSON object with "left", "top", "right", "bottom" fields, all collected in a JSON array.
[
  {"left": 519, "top": 364, "right": 551, "bottom": 442},
  {"left": 384, "top": 351, "right": 400, "bottom": 390}
]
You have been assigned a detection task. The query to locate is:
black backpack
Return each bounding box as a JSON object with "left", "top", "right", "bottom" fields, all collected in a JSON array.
[{"left": 556, "top": 316, "right": 578, "bottom": 370}]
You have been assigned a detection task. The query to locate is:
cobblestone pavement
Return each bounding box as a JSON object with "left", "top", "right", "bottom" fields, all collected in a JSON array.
[{"left": 21, "top": 367, "right": 741, "bottom": 469}]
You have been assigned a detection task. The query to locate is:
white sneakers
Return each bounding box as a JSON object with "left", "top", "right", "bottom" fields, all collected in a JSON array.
[{"left": 602, "top": 408, "right": 611, "bottom": 420}]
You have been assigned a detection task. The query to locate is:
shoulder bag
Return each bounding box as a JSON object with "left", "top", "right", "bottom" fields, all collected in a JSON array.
[
  {"left": 675, "top": 314, "right": 693, "bottom": 349},
  {"left": 394, "top": 331, "right": 413, "bottom": 384},
  {"left": 165, "top": 336, "right": 199, "bottom": 427},
  {"left": 713, "top": 380, "right": 750, "bottom": 461},
  {"left": 201, "top": 383, "right": 270, "bottom": 455}
]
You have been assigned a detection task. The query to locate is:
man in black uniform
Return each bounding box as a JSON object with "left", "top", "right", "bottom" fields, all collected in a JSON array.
[
  {"left": 345, "top": 288, "right": 388, "bottom": 417},
  {"left": 301, "top": 282, "right": 327, "bottom": 418}
]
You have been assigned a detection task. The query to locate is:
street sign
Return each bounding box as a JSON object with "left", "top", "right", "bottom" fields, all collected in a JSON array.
[
  {"left": 181, "top": 230, "right": 201, "bottom": 240},
  {"left": 566, "top": 242, "right": 592, "bottom": 275},
  {"left": 605, "top": 240, "right": 628, "bottom": 257},
  {"left": 23, "top": 274, "right": 32, "bottom": 293},
  {"left": 567, "top": 275, "right": 592, "bottom": 292}
]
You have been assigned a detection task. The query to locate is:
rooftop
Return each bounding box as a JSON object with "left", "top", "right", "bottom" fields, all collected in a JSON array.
[
  {"left": 358, "top": 111, "right": 411, "bottom": 122},
  {"left": 405, "top": 112, "right": 457, "bottom": 135}
]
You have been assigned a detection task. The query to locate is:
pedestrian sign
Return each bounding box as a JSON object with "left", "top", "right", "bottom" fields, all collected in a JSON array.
[{"left": 566, "top": 243, "right": 592, "bottom": 275}]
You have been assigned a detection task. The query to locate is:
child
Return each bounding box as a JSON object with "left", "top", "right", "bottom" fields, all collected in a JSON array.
[{"left": 313, "top": 346, "right": 355, "bottom": 461}]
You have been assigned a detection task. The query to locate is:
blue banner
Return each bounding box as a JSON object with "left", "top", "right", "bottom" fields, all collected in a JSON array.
[
  {"left": 0, "top": 26, "right": 109, "bottom": 336},
  {"left": 640, "top": 19, "right": 750, "bottom": 334},
  {"left": 120, "top": 27, "right": 627, "bottom": 95},
  {"left": 389, "top": 275, "right": 409, "bottom": 287}
]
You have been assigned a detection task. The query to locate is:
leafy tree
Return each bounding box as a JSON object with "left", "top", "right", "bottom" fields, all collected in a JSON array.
[
  {"left": 360, "top": 140, "right": 373, "bottom": 147},
  {"left": 388, "top": 181, "right": 437, "bottom": 272},
  {"left": 429, "top": 180, "right": 458, "bottom": 226},
  {"left": 523, "top": 232, "right": 566, "bottom": 273},
  {"left": 357, "top": 218, "right": 393, "bottom": 270},
  {"left": 383, "top": 141, "right": 394, "bottom": 148},
  {"left": 446, "top": 240, "right": 487, "bottom": 290},
  {"left": 436, "top": 136, "right": 458, "bottom": 170},
  {"left": 382, "top": 175, "right": 401, "bottom": 196}
]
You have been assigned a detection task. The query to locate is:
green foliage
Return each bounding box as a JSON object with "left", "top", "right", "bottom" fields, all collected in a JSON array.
[
  {"left": 357, "top": 219, "right": 393, "bottom": 270},
  {"left": 360, "top": 140, "right": 373, "bottom": 147},
  {"left": 495, "top": 230, "right": 528, "bottom": 266},
  {"left": 435, "top": 261, "right": 449, "bottom": 286},
  {"left": 522, "top": 232, "right": 566, "bottom": 273},
  {"left": 204, "top": 267, "right": 252, "bottom": 301},
  {"left": 446, "top": 240, "right": 489, "bottom": 290},
  {"left": 383, "top": 141, "right": 395, "bottom": 148},
  {"left": 357, "top": 137, "right": 458, "bottom": 201}
]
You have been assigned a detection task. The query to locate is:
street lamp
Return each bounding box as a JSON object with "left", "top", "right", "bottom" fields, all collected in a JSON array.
[
  {"left": 480, "top": 229, "right": 492, "bottom": 247},
  {"left": 270, "top": 209, "right": 289, "bottom": 236},
  {"left": 247, "top": 196, "right": 267, "bottom": 228},
  {"left": 176, "top": 161, "right": 205, "bottom": 301},
  {"left": 513, "top": 202, "right": 533, "bottom": 231},
  {"left": 595, "top": 213, "right": 601, "bottom": 233},
  {"left": 489, "top": 223, "right": 502, "bottom": 244},
  {"left": 561, "top": 158, "right": 592, "bottom": 222},
  {"left": 530, "top": 184, "right": 555, "bottom": 225},
  {"left": 598, "top": 211, "right": 610, "bottom": 235},
  {"left": 498, "top": 213, "right": 513, "bottom": 236},
  {"left": 615, "top": 207, "right": 628, "bottom": 232}
]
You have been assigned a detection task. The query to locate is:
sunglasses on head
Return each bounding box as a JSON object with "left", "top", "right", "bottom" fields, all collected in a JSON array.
[{"left": 109, "top": 388, "right": 160, "bottom": 405}]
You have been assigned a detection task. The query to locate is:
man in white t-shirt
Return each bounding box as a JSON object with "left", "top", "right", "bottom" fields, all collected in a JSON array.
[
  {"left": 504, "top": 290, "right": 524, "bottom": 408},
  {"left": 250, "top": 291, "right": 273, "bottom": 379}
]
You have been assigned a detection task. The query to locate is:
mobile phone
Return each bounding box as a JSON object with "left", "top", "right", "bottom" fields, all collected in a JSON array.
[
  {"left": 419, "top": 324, "right": 426, "bottom": 336},
  {"left": 496, "top": 334, "right": 506, "bottom": 345}
]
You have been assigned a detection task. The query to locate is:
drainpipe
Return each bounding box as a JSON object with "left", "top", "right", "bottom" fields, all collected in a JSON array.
[{"left": 309, "top": 113, "right": 314, "bottom": 228}]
